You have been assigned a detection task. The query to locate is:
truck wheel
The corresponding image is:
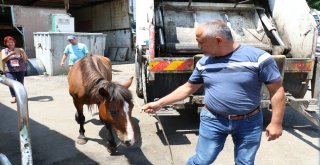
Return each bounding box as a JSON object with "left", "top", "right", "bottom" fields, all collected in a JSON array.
[
  {"left": 311, "top": 58, "right": 319, "bottom": 98},
  {"left": 142, "top": 61, "right": 148, "bottom": 103},
  {"left": 136, "top": 81, "right": 143, "bottom": 98},
  {"left": 283, "top": 72, "right": 309, "bottom": 98},
  {"left": 135, "top": 50, "right": 143, "bottom": 98},
  {"left": 141, "top": 61, "right": 157, "bottom": 103}
]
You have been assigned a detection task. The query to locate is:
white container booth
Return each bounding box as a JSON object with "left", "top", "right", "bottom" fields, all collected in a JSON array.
[{"left": 33, "top": 32, "right": 107, "bottom": 75}]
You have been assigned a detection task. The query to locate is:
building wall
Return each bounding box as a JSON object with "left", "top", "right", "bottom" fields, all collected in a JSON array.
[
  {"left": 72, "top": 0, "right": 134, "bottom": 61},
  {"left": 13, "top": 6, "right": 66, "bottom": 58},
  {"left": 72, "top": 0, "right": 130, "bottom": 31},
  {"left": 104, "top": 29, "right": 133, "bottom": 61}
]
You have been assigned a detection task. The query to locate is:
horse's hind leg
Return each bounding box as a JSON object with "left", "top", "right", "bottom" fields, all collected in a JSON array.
[
  {"left": 105, "top": 123, "right": 117, "bottom": 154},
  {"left": 74, "top": 100, "right": 87, "bottom": 145}
]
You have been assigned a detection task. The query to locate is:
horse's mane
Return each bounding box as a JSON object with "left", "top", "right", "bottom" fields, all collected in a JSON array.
[
  {"left": 80, "top": 55, "right": 132, "bottom": 104},
  {"left": 102, "top": 82, "right": 133, "bottom": 105}
]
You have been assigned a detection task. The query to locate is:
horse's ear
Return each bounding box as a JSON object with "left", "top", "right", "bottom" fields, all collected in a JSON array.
[
  {"left": 122, "top": 76, "right": 133, "bottom": 89},
  {"left": 99, "top": 88, "right": 109, "bottom": 98}
]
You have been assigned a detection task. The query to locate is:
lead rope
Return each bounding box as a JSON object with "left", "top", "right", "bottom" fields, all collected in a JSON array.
[
  {"left": 155, "top": 113, "right": 174, "bottom": 165},
  {"left": 135, "top": 96, "right": 174, "bottom": 164}
]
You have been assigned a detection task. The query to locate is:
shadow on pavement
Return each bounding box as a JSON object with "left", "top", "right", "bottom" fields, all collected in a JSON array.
[
  {"left": 86, "top": 117, "right": 152, "bottom": 164},
  {"left": 157, "top": 106, "right": 320, "bottom": 150},
  {"left": 117, "top": 118, "right": 152, "bottom": 165},
  {"left": 28, "top": 96, "right": 54, "bottom": 102},
  {"left": 85, "top": 118, "right": 104, "bottom": 125},
  {"left": 155, "top": 109, "right": 200, "bottom": 146},
  {"left": 263, "top": 107, "right": 320, "bottom": 151},
  {"left": 112, "top": 69, "right": 122, "bottom": 73},
  {"left": 0, "top": 103, "right": 99, "bottom": 165},
  {"left": 111, "top": 61, "right": 135, "bottom": 66}
]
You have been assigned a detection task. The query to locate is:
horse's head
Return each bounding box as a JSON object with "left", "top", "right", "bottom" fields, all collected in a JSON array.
[{"left": 98, "top": 77, "right": 135, "bottom": 147}]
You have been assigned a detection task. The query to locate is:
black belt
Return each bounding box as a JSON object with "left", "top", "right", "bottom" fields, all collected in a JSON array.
[{"left": 204, "top": 105, "right": 261, "bottom": 120}]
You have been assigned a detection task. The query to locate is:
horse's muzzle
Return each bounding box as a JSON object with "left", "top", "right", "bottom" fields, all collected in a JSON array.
[{"left": 124, "top": 140, "right": 133, "bottom": 147}]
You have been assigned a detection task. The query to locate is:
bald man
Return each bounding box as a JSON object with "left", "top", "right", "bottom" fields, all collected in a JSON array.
[{"left": 141, "top": 20, "right": 285, "bottom": 165}]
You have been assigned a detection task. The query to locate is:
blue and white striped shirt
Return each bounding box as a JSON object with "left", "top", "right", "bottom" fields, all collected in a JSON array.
[{"left": 189, "top": 45, "right": 281, "bottom": 115}]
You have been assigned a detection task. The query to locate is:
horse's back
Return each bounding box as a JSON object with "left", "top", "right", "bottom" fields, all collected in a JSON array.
[
  {"left": 91, "top": 55, "right": 112, "bottom": 81},
  {"left": 95, "top": 55, "right": 112, "bottom": 69},
  {"left": 68, "top": 54, "right": 112, "bottom": 101}
]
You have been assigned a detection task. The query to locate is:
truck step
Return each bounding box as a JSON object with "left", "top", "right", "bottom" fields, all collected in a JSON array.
[
  {"left": 152, "top": 107, "right": 180, "bottom": 116},
  {"left": 305, "top": 104, "right": 319, "bottom": 112}
]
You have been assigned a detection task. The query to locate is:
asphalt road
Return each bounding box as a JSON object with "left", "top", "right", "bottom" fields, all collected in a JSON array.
[{"left": 0, "top": 62, "right": 319, "bottom": 165}]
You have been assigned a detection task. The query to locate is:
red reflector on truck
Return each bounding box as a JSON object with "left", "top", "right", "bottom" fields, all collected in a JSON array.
[
  {"left": 149, "top": 58, "right": 194, "bottom": 72},
  {"left": 285, "top": 59, "right": 314, "bottom": 72}
]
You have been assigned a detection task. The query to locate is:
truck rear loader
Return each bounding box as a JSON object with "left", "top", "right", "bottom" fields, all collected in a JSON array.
[{"left": 135, "top": 0, "right": 320, "bottom": 126}]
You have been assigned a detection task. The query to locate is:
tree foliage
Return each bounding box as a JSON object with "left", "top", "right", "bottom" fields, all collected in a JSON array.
[{"left": 307, "top": 0, "right": 320, "bottom": 10}]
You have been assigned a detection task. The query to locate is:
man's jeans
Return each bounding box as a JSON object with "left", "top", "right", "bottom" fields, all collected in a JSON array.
[{"left": 187, "top": 107, "right": 263, "bottom": 165}]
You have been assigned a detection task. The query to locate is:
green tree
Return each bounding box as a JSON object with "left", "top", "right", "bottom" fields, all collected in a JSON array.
[{"left": 307, "top": 0, "right": 320, "bottom": 10}]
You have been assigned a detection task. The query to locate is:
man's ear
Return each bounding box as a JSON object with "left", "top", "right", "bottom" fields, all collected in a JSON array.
[{"left": 215, "top": 36, "right": 223, "bottom": 45}]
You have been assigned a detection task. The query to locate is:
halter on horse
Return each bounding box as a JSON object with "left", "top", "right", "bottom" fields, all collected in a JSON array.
[{"left": 68, "top": 54, "right": 135, "bottom": 154}]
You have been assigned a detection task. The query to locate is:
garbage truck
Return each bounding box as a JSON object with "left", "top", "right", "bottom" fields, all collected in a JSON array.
[{"left": 134, "top": 0, "right": 320, "bottom": 126}]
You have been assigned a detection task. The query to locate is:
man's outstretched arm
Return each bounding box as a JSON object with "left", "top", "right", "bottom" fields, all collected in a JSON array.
[{"left": 141, "top": 82, "right": 202, "bottom": 113}]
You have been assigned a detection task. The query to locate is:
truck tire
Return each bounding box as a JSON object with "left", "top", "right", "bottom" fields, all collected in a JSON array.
[
  {"left": 311, "top": 58, "right": 319, "bottom": 98},
  {"left": 283, "top": 72, "right": 309, "bottom": 98},
  {"left": 135, "top": 50, "right": 143, "bottom": 98},
  {"left": 142, "top": 61, "right": 151, "bottom": 103}
]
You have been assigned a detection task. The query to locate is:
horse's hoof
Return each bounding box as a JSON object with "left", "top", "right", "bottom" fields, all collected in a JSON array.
[
  {"left": 106, "top": 141, "right": 117, "bottom": 155},
  {"left": 76, "top": 137, "right": 87, "bottom": 145},
  {"left": 107, "top": 147, "right": 117, "bottom": 155}
]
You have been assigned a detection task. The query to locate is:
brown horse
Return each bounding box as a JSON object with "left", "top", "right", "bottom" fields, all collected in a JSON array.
[{"left": 68, "top": 54, "right": 135, "bottom": 154}]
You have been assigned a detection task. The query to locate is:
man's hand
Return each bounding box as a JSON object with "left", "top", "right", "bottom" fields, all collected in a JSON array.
[
  {"left": 265, "top": 122, "right": 283, "bottom": 141},
  {"left": 60, "top": 61, "right": 65, "bottom": 67},
  {"left": 140, "top": 101, "right": 162, "bottom": 114},
  {"left": 265, "top": 81, "right": 285, "bottom": 141},
  {"left": 8, "top": 50, "right": 16, "bottom": 56},
  {"left": 60, "top": 54, "right": 68, "bottom": 67}
]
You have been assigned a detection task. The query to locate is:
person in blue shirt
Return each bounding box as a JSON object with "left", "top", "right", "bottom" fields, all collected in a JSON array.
[
  {"left": 60, "top": 35, "right": 89, "bottom": 70},
  {"left": 141, "top": 20, "right": 285, "bottom": 165}
]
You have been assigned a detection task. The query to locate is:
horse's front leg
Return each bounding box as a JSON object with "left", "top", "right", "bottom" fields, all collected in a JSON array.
[
  {"left": 74, "top": 100, "right": 87, "bottom": 145},
  {"left": 105, "top": 123, "right": 117, "bottom": 154}
]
